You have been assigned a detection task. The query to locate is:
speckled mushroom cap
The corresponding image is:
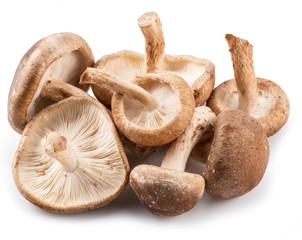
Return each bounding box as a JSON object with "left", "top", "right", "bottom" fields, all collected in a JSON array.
[
  {"left": 91, "top": 12, "right": 214, "bottom": 108},
  {"left": 203, "top": 110, "right": 269, "bottom": 200},
  {"left": 8, "top": 32, "right": 95, "bottom": 134},
  {"left": 207, "top": 34, "right": 289, "bottom": 136},
  {"left": 13, "top": 96, "right": 129, "bottom": 213}
]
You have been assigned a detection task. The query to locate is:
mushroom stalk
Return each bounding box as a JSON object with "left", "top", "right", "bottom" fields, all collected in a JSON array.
[
  {"left": 40, "top": 80, "right": 88, "bottom": 102},
  {"left": 80, "top": 68, "right": 159, "bottom": 111},
  {"left": 161, "top": 107, "right": 216, "bottom": 171},
  {"left": 226, "top": 34, "right": 259, "bottom": 115},
  {"left": 138, "top": 12, "right": 165, "bottom": 73},
  {"left": 41, "top": 132, "right": 78, "bottom": 172}
]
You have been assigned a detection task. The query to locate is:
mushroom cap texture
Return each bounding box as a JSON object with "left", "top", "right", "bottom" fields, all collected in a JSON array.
[
  {"left": 91, "top": 50, "right": 214, "bottom": 108},
  {"left": 130, "top": 165, "right": 205, "bottom": 216},
  {"left": 13, "top": 97, "right": 129, "bottom": 213},
  {"left": 203, "top": 110, "right": 269, "bottom": 200},
  {"left": 111, "top": 72, "right": 195, "bottom": 146},
  {"left": 207, "top": 78, "right": 290, "bottom": 136},
  {"left": 8, "top": 32, "right": 95, "bottom": 134}
]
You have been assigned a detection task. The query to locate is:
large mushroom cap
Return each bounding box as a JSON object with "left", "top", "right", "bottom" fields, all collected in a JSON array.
[
  {"left": 203, "top": 110, "right": 269, "bottom": 200},
  {"left": 130, "top": 165, "right": 205, "bottom": 216},
  {"left": 93, "top": 51, "right": 214, "bottom": 108},
  {"left": 13, "top": 97, "right": 129, "bottom": 213},
  {"left": 8, "top": 32, "right": 95, "bottom": 133},
  {"left": 207, "top": 78, "right": 290, "bottom": 136},
  {"left": 111, "top": 72, "right": 195, "bottom": 146}
]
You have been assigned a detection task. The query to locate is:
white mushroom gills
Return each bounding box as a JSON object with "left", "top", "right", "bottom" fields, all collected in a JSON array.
[
  {"left": 80, "top": 68, "right": 159, "bottom": 111},
  {"left": 41, "top": 132, "right": 78, "bottom": 172},
  {"left": 160, "top": 106, "right": 216, "bottom": 171}
]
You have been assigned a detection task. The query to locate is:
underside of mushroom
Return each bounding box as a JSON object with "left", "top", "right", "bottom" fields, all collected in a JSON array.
[{"left": 13, "top": 97, "right": 129, "bottom": 213}]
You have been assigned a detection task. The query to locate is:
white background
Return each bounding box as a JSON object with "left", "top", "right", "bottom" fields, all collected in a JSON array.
[{"left": 1, "top": 0, "right": 301, "bottom": 239}]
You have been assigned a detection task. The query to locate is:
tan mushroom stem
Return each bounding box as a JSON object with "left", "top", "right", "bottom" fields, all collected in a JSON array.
[
  {"left": 138, "top": 12, "right": 165, "bottom": 73},
  {"left": 161, "top": 107, "right": 216, "bottom": 171},
  {"left": 226, "top": 34, "right": 259, "bottom": 114},
  {"left": 40, "top": 79, "right": 88, "bottom": 102},
  {"left": 80, "top": 68, "right": 158, "bottom": 111},
  {"left": 41, "top": 132, "right": 78, "bottom": 172}
]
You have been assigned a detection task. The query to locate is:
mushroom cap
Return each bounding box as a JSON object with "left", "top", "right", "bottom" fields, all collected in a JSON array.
[
  {"left": 130, "top": 164, "right": 205, "bottom": 216},
  {"left": 207, "top": 78, "right": 290, "bottom": 137},
  {"left": 8, "top": 32, "right": 95, "bottom": 134},
  {"left": 13, "top": 96, "right": 129, "bottom": 213},
  {"left": 91, "top": 50, "right": 214, "bottom": 108},
  {"left": 203, "top": 110, "right": 269, "bottom": 200},
  {"left": 111, "top": 72, "right": 195, "bottom": 146}
]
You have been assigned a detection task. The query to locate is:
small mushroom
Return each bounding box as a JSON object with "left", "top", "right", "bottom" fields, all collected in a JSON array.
[
  {"left": 92, "top": 12, "right": 214, "bottom": 108},
  {"left": 8, "top": 32, "right": 94, "bottom": 134},
  {"left": 13, "top": 96, "right": 129, "bottom": 213},
  {"left": 130, "top": 106, "right": 216, "bottom": 216},
  {"left": 80, "top": 69, "right": 195, "bottom": 147},
  {"left": 203, "top": 110, "right": 269, "bottom": 199},
  {"left": 207, "top": 34, "right": 289, "bottom": 136}
]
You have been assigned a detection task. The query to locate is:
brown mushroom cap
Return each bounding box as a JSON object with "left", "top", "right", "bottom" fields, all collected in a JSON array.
[
  {"left": 13, "top": 96, "right": 129, "bottom": 213},
  {"left": 207, "top": 78, "right": 290, "bottom": 136},
  {"left": 203, "top": 110, "right": 269, "bottom": 200},
  {"left": 130, "top": 165, "right": 204, "bottom": 216},
  {"left": 8, "top": 32, "right": 95, "bottom": 134},
  {"left": 111, "top": 73, "right": 195, "bottom": 146}
]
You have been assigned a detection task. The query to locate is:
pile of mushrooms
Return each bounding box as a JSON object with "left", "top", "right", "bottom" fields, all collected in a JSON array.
[{"left": 8, "top": 12, "right": 289, "bottom": 216}]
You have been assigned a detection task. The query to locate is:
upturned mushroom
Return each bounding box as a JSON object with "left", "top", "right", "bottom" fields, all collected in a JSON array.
[
  {"left": 130, "top": 106, "right": 216, "bottom": 216},
  {"left": 207, "top": 34, "right": 289, "bottom": 136},
  {"left": 80, "top": 69, "right": 195, "bottom": 147},
  {"left": 92, "top": 12, "right": 214, "bottom": 108},
  {"left": 13, "top": 96, "right": 129, "bottom": 213},
  {"left": 203, "top": 110, "right": 269, "bottom": 199},
  {"left": 8, "top": 32, "right": 94, "bottom": 134}
]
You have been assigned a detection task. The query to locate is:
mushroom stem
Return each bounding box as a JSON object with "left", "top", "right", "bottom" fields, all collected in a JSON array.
[
  {"left": 226, "top": 34, "right": 259, "bottom": 114},
  {"left": 40, "top": 80, "right": 88, "bottom": 103},
  {"left": 41, "top": 132, "right": 78, "bottom": 172},
  {"left": 160, "top": 107, "right": 216, "bottom": 171},
  {"left": 138, "top": 12, "right": 165, "bottom": 73},
  {"left": 80, "top": 68, "right": 159, "bottom": 111}
]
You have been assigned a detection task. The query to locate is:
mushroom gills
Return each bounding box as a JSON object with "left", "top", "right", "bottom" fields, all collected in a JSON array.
[
  {"left": 123, "top": 81, "right": 177, "bottom": 128},
  {"left": 17, "top": 101, "right": 127, "bottom": 208},
  {"left": 26, "top": 50, "right": 88, "bottom": 122},
  {"left": 215, "top": 80, "right": 276, "bottom": 119}
]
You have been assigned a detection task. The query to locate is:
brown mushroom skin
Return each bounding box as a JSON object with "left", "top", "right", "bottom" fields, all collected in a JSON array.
[
  {"left": 204, "top": 110, "right": 269, "bottom": 200},
  {"left": 130, "top": 165, "right": 204, "bottom": 216}
]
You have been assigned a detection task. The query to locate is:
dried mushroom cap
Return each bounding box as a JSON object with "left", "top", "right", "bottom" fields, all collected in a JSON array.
[
  {"left": 81, "top": 69, "right": 195, "bottom": 147},
  {"left": 130, "top": 107, "right": 216, "bottom": 216},
  {"left": 92, "top": 12, "right": 214, "bottom": 108},
  {"left": 13, "top": 97, "right": 129, "bottom": 213},
  {"left": 207, "top": 34, "right": 289, "bottom": 136},
  {"left": 204, "top": 110, "right": 269, "bottom": 200},
  {"left": 8, "top": 32, "right": 94, "bottom": 134}
]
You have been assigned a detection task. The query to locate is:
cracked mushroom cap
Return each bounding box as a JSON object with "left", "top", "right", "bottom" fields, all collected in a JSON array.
[
  {"left": 203, "top": 110, "right": 269, "bottom": 200},
  {"left": 111, "top": 73, "right": 195, "bottom": 146},
  {"left": 13, "top": 97, "right": 129, "bottom": 213},
  {"left": 130, "top": 165, "right": 205, "bottom": 216},
  {"left": 8, "top": 32, "right": 95, "bottom": 134}
]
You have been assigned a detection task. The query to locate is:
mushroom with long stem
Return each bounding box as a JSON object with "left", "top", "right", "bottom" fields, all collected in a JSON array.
[
  {"left": 80, "top": 68, "right": 195, "bottom": 147},
  {"left": 207, "top": 34, "right": 289, "bottom": 136},
  {"left": 130, "top": 106, "right": 216, "bottom": 216}
]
